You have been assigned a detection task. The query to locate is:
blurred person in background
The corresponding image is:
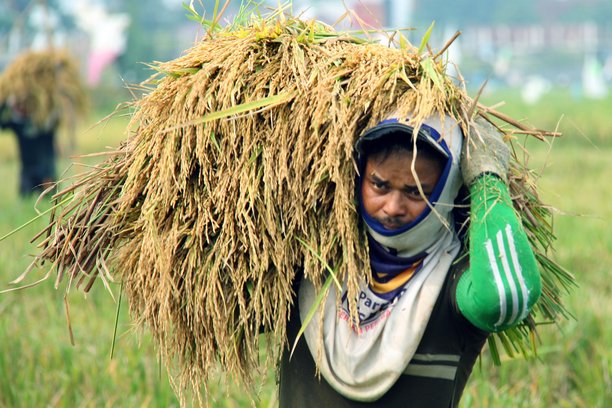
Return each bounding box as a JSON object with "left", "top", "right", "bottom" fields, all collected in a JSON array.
[
  {"left": 0, "top": 99, "right": 58, "bottom": 196},
  {"left": 0, "top": 49, "right": 88, "bottom": 198}
]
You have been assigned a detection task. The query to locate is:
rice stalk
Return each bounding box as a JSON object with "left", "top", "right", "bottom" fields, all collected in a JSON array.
[{"left": 14, "top": 6, "right": 574, "bottom": 403}]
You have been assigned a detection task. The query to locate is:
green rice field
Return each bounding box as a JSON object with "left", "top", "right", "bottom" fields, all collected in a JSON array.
[{"left": 0, "top": 89, "right": 610, "bottom": 407}]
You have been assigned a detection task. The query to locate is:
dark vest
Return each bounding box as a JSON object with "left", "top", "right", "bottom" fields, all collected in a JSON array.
[{"left": 279, "top": 257, "right": 488, "bottom": 408}]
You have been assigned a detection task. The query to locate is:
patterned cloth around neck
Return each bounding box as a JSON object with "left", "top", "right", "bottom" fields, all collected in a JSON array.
[{"left": 368, "top": 236, "right": 425, "bottom": 300}]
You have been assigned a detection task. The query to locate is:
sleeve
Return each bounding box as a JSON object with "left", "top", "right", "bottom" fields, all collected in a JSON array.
[{"left": 455, "top": 174, "right": 541, "bottom": 332}]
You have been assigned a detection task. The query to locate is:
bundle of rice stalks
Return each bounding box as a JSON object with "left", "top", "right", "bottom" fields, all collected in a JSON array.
[
  {"left": 18, "top": 5, "right": 573, "bottom": 402},
  {"left": 0, "top": 48, "right": 88, "bottom": 129}
]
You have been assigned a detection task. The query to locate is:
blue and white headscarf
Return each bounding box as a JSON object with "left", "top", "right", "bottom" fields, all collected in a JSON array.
[{"left": 355, "top": 116, "right": 463, "bottom": 258}]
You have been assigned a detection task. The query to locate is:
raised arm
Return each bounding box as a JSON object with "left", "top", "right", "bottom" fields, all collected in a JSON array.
[{"left": 455, "top": 117, "right": 542, "bottom": 332}]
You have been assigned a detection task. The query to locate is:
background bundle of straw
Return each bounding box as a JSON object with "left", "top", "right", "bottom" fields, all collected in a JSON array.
[
  {"left": 26, "top": 12, "right": 572, "bottom": 401},
  {"left": 0, "top": 49, "right": 88, "bottom": 129}
]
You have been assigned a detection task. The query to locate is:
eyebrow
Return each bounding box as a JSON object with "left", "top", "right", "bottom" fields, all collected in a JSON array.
[
  {"left": 369, "top": 173, "right": 387, "bottom": 184},
  {"left": 369, "top": 172, "right": 435, "bottom": 192}
]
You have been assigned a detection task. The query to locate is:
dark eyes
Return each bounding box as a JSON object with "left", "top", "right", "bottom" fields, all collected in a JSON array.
[
  {"left": 405, "top": 188, "right": 426, "bottom": 200},
  {"left": 370, "top": 181, "right": 427, "bottom": 200},
  {"left": 372, "top": 181, "right": 386, "bottom": 189}
]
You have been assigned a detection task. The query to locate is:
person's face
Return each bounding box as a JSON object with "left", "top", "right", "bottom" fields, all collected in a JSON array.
[{"left": 360, "top": 149, "right": 443, "bottom": 230}]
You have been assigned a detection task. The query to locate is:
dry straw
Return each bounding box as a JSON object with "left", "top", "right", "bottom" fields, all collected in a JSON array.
[
  {"left": 0, "top": 49, "right": 88, "bottom": 130},
  {"left": 19, "top": 5, "right": 573, "bottom": 403}
]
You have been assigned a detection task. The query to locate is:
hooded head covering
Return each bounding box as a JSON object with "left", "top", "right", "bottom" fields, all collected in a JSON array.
[
  {"left": 355, "top": 114, "right": 464, "bottom": 258},
  {"left": 298, "top": 113, "right": 466, "bottom": 402}
]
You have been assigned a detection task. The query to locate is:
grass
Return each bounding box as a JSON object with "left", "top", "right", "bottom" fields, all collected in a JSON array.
[
  {"left": 0, "top": 90, "right": 611, "bottom": 407},
  {"left": 478, "top": 87, "right": 612, "bottom": 148}
]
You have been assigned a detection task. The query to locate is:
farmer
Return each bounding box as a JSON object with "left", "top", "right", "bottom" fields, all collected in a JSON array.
[
  {"left": 0, "top": 100, "right": 59, "bottom": 197},
  {"left": 279, "top": 113, "right": 542, "bottom": 407}
]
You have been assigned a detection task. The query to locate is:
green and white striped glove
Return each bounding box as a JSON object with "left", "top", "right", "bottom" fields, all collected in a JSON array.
[{"left": 456, "top": 174, "right": 541, "bottom": 332}]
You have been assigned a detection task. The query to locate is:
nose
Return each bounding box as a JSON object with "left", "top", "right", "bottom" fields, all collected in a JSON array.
[{"left": 383, "top": 191, "right": 407, "bottom": 218}]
